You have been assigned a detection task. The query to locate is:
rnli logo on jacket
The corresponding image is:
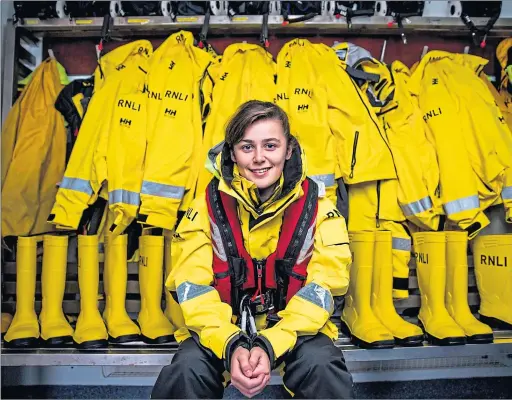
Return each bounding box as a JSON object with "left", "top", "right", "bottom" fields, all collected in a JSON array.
[
  {"left": 423, "top": 108, "right": 442, "bottom": 122},
  {"left": 275, "top": 93, "right": 290, "bottom": 102},
  {"left": 294, "top": 88, "right": 313, "bottom": 98},
  {"left": 164, "top": 90, "right": 189, "bottom": 101},
  {"left": 137, "top": 46, "right": 150, "bottom": 56},
  {"left": 117, "top": 100, "right": 141, "bottom": 112},
  {"left": 480, "top": 255, "right": 508, "bottom": 267},
  {"left": 414, "top": 252, "right": 429, "bottom": 264},
  {"left": 185, "top": 207, "right": 198, "bottom": 222},
  {"left": 326, "top": 209, "right": 342, "bottom": 219}
]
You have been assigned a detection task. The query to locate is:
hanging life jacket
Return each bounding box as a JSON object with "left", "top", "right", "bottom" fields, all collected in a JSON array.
[{"left": 206, "top": 177, "right": 319, "bottom": 316}]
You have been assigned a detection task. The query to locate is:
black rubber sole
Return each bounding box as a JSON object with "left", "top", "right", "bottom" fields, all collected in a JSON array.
[
  {"left": 141, "top": 334, "right": 175, "bottom": 345},
  {"left": 394, "top": 335, "right": 424, "bottom": 347},
  {"left": 42, "top": 335, "right": 74, "bottom": 347},
  {"left": 108, "top": 334, "right": 140, "bottom": 344},
  {"left": 479, "top": 315, "right": 512, "bottom": 330},
  {"left": 75, "top": 339, "right": 109, "bottom": 349},
  {"left": 418, "top": 322, "right": 466, "bottom": 346},
  {"left": 340, "top": 319, "right": 395, "bottom": 349},
  {"left": 467, "top": 333, "right": 494, "bottom": 344},
  {"left": 3, "top": 336, "right": 39, "bottom": 348}
]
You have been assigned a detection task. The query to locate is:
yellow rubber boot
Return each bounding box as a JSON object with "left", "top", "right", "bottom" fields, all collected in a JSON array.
[
  {"left": 372, "top": 231, "right": 424, "bottom": 346},
  {"left": 163, "top": 231, "right": 190, "bottom": 342},
  {"left": 2, "top": 313, "right": 13, "bottom": 336},
  {"left": 472, "top": 234, "right": 512, "bottom": 329},
  {"left": 39, "top": 235, "right": 74, "bottom": 345},
  {"left": 4, "top": 237, "right": 39, "bottom": 347},
  {"left": 137, "top": 235, "right": 174, "bottom": 343},
  {"left": 103, "top": 234, "right": 141, "bottom": 343},
  {"left": 445, "top": 231, "right": 493, "bottom": 343},
  {"left": 413, "top": 232, "right": 466, "bottom": 345},
  {"left": 341, "top": 232, "right": 395, "bottom": 349},
  {"left": 73, "top": 235, "right": 109, "bottom": 348}
]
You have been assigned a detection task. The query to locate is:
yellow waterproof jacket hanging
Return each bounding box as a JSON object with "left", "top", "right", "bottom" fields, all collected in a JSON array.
[
  {"left": 276, "top": 39, "right": 396, "bottom": 204},
  {"left": 2, "top": 58, "right": 67, "bottom": 236},
  {"left": 409, "top": 51, "right": 512, "bottom": 237},
  {"left": 356, "top": 58, "right": 441, "bottom": 231},
  {"left": 196, "top": 44, "right": 276, "bottom": 196},
  {"left": 138, "top": 31, "right": 214, "bottom": 230},
  {"left": 49, "top": 41, "right": 153, "bottom": 236},
  {"left": 168, "top": 144, "right": 351, "bottom": 364}
]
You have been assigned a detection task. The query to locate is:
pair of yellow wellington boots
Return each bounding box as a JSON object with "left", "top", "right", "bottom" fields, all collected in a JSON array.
[
  {"left": 341, "top": 231, "right": 424, "bottom": 349},
  {"left": 102, "top": 233, "right": 175, "bottom": 344},
  {"left": 413, "top": 231, "right": 494, "bottom": 346},
  {"left": 5, "top": 236, "right": 74, "bottom": 347}
]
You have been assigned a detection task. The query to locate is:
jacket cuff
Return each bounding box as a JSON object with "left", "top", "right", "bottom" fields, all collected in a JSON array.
[
  {"left": 223, "top": 332, "right": 252, "bottom": 371},
  {"left": 252, "top": 335, "right": 276, "bottom": 369}
]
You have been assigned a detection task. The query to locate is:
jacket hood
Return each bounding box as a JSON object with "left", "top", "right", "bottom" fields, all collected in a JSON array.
[
  {"left": 409, "top": 50, "right": 487, "bottom": 95},
  {"left": 94, "top": 40, "right": 153, "bottom": 91},
  {"left": 206, "top": 138, "right": 307, "bottom": 215}
]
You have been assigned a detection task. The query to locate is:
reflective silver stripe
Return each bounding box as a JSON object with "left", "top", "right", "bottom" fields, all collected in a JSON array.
[
  {"left": 502, "top": 186, "right": 512, "bottom": 200},
  {"left": 108, "top": 189, "right": 140, "bottom": 206},
  {"left": 177, "top": 281, "right": 214, "bottom": 303},
  {"left": 141, "top": 181, "right": 185, "bottom": 200},
  {"left": 296, "top": 218, "right": 316, "bottom": 264},
  {"left": 310, "top": 174, "right": 336, "bottom": 188},
  {"left": 443, "top": 195, "right": 479, "bottom": 216},
  {"left": 209, "top": 216, "right": 227, "bottom": 262},
  {"left": 295, "top": 283, "right": 334, "bottom": 313},
  {"left": 392, "top": 237, "right": 411, "bottom": 251},
  {"left": 401, "top": 196, "right": 433, "bottom": 217},
  {"left": 60, "top": 177, "right": 93, "bottom": 196}
]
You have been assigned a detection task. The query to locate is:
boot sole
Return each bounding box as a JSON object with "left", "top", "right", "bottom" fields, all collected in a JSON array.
[
  {"left": 479, "top": 315, "right": 512, "bottom": 330},
  {"left": 141, "top": 334, "right": 175, "bottom": 345},
  {"left": 340, "top": 319, "right": 395, "bottom": 349},
  {"left": 3, "top": 337, "right": 39, "bottom": 348},
  {"left": 75, "top": 339, "right": 109, "bottom": 349},
  {"left": 418, "top": 322, "right": 466, "bottom": 346},
  {"left": 467, "top": 333, "right": 494, "bottom": 344},
  {"left": 42, "top": 335, "right": 74, "bottom": 347},
  {"left": 108, "top": 334, "right": 140, "bottom": 344},
  {"left": 394, "top": 335, "right": 424, "bottom": 347}
]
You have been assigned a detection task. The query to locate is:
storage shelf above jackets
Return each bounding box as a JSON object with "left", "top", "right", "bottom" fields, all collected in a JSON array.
[{"left": 13, "top": 16, "right": 512, "bottom": 37}]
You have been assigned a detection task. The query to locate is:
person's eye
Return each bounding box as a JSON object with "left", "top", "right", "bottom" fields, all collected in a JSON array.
[
  {"left": 241, "top": 145, "right": 252, "bottom": 152},
  {"left": 265, "top": 143, "right": 276, "bottom": 150}
]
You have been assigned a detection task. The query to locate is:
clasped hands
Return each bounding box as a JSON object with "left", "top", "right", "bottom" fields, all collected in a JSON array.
[{"left": 230, "top": 345, "right": 271, "bottom": 398}]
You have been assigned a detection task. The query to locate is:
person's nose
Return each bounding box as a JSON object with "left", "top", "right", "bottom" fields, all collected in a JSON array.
[{"left": 253, "top": 147, "right": 265, "bottom": 164}]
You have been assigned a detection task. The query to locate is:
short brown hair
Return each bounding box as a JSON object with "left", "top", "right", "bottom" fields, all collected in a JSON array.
[{"left": 225, "top": 100, "right": 293, "bottom": 147}]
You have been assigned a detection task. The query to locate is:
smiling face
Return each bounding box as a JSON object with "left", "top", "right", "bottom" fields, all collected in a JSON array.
[{"left": 231, "top": 118, "right": 292, "bottom": 201}]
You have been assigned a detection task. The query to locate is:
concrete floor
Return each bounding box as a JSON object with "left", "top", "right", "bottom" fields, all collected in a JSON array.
[{"left": 2, "top": 378, "right": 512, "bottom": 399}]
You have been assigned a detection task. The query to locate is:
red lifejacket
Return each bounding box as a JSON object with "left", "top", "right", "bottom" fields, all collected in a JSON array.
[{"left": 206, "top": 177, "right": 319, "bottom": 315}]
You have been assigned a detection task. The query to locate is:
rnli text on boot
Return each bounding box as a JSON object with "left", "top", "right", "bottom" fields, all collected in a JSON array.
[
  {"left": 480, "top": 255, "right": 508, "bottom": 267},
  {"left": 415, "top": 252, "right": 429, "bottom": 264}
]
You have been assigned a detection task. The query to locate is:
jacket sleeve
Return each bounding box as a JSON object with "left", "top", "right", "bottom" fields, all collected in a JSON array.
[
  {"left": 167, "top": 194, "right": 249, "bottom": 367},
  {"left": 256, "top": 196, "right": 351, "bottom": 364}
]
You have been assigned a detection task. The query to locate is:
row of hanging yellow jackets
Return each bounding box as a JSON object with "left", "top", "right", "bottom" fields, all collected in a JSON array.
[{"left": 7, "top": 31, "right": 512, "bottom": 299}]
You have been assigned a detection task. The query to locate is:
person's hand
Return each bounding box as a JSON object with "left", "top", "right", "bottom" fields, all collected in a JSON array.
[
  {"left": 230, "top": 346, "right": 269, "bottom": 398},
  {"left": 249, "top": 347, "right": 271, "bottom": 379}
]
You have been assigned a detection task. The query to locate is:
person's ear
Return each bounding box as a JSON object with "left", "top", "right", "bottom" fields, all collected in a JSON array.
[
  {"left": 285, "top": 144, "right": 293, "bottom": 160},
  {"left": 231, "top": 148, "right": 237, "bottom": 163}
]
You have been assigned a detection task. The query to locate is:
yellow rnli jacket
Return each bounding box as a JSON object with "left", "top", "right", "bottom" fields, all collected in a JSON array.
[
  {"left": 49, "top": 41, "right": 153, "bottom": 236},
  {"left": 356, "top": 58, "right": 441, "bottom": 231},
  {"left": 276, "top": 39, "right": 396, "bottom": 204},
  {"left": 2, "top": 58, "right": 67, "bottom": 236},
  {"left": 196, "top": 44, "right": 277, "bottom": 196},
  {"left": 409, "top": 51, "right": 512, "bottom": 237},
  {"left": 167, "top": 143, "right": 351, "bottom": 366},
  {"left": 138, "top": 31, "right": 214, "bottom": 230}
]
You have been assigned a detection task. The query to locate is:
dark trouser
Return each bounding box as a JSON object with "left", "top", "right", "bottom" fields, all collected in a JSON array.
[{"left": 151, "top": 333, "right": 354, "bottom": 399}]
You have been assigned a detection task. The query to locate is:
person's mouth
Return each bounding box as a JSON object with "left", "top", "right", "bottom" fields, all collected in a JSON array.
[{"left": 249, "top": 167, "right": 272, "bottom": 176}]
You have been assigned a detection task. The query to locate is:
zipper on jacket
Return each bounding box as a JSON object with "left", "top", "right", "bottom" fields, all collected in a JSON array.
[
  {"left": 349, "top": 131, "right": 359, "bottom": 179},
  {"left": 376, "top": 180, "right": 381, "bottom": 228}
]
